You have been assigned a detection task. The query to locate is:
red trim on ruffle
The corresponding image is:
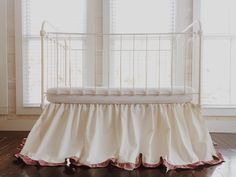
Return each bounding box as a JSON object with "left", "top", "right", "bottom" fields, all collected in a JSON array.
[
  {"left": 15, "top": 152, "right": 224, "bottom": 171},
  {"left": 15, "top": 138, "right": 224, "bottom": 171},
  {"left": 162, "top": 152, "right": 224, "bottom": 171},
  {"left": 15, "top": 153, "right": 64, "bottom": 166}
]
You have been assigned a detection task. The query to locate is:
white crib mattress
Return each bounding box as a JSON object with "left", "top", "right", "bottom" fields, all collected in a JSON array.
[{"left": 46, "top": 87, "right": 194, "bottom": 104}]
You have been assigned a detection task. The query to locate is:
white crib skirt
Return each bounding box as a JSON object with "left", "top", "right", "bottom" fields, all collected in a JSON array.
[{"left": 16, "top": 103, "right": 223, "bottom": 170}]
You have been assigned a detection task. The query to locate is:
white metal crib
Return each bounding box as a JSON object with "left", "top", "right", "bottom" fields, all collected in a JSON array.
[
  {"left": 40, "top": 20, "right": 202, "bottom": 107},
  {"left": 16, "top": 21, "right": 224, "bottom": 170}
]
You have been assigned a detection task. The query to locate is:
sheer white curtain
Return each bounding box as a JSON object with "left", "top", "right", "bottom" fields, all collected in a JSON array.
[
  {"left": 21, "top": 0, "right": 86, "bottom": 106},
  {"left": 201, "top": 0, "right": 236, "bottom": 106}
]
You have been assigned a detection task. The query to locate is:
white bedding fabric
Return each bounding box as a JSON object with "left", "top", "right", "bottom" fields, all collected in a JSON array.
[
  {"left": 46, "top": 87, "right": 194, "bottom": 104},
  {"left": 18, "top": 103, "right": 223, "bottom": 170},
  {"left": 47, "top": 87, "right": 194, "bottom": 95}
]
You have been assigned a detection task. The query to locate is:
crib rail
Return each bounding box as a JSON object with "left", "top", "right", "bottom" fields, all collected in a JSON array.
[{"left": 40, "top": 21, "right": 202, "bottom": 107}]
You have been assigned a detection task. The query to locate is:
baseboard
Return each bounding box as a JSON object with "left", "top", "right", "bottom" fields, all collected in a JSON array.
[
  {"left": 0, "top": 119, "right": 36, "bottom": 131},
  {"left": 0, "top": 117, "right": 236, "bottom": 132},
  {"left": 205, "top": 116, "right": 236, "bottom": 133}
]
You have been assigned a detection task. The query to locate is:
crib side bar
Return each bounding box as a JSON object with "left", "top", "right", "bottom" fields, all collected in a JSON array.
[{"left": 46, "top": 32, "right": 193, "bottom": 36}]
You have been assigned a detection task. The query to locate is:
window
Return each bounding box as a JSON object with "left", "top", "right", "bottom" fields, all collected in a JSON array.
[
  {"left": 107, "top": 0, "right": 175, "bottom": 88},
  {"left": 0, "top": 0, "right": 8, "bottom": 114},
  {"left": 201, "top": 0, "right": 236, "bottom": 108},
  {"left": 110, "top": 0, "right": 175, "bottom": 33},
  {"left": 16, "top": 0, "right": 175, "bottom": 112},
  {"left": 16, "top": 0, "right": 86, "bottom": 110},
  {"left": 16, "top": 0, "right": 176, "bottom": 113},
  {"left": 16, "top": 0, "right": 236, "bottom": 115}
]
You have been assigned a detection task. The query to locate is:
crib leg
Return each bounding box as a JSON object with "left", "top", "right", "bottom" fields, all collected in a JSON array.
[
  {"left": 213, "top": 141, "right": 218, "bottom": 146},
  {"left": 64, "top": 158, "right": 76, "bottom": 175},
  {"left": 13, "top": 157, "right": 24, "bottom": 165}
]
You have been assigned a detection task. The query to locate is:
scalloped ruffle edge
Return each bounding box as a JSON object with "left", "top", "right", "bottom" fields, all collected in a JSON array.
[
  {"left": 15, "top": 138, "right": 224, "bottom": 171},
  {"left": 15, "top": 152, "right": 224, "bottom": 171}
]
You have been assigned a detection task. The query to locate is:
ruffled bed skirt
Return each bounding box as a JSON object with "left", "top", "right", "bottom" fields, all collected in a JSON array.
[{"left": 16, "top": 103, "right": 223, "bottom": 171}]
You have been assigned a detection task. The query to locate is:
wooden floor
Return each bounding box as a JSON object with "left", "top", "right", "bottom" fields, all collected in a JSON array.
[{"left": 0, "top": 132, "right": 236, "bottom": 177}]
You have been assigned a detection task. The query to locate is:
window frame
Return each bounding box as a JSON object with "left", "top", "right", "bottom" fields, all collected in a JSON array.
[
  {"left": 15, "top": 0, "right": 94, "bottom": 114},
  {"left": 198, "top": 0, "right": 236, "bottom": 116},
  {"left": 15, "top": 0, "right": 42, "bottom": 115},
  {"left": 0, "top": 0, "right": 8, "bottom": 115},
  {"left": 102, "top": 0, "right": 178, "bottom": 88}
]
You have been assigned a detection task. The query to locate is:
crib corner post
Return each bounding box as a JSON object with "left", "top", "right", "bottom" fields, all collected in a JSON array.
[{"left": 198, "top": 28, "right": 203, "bottom": 107}]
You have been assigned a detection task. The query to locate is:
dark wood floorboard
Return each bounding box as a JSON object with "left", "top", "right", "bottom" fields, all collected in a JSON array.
[{"left": 0, "top": 131, "right": 235, "bottom": 177}]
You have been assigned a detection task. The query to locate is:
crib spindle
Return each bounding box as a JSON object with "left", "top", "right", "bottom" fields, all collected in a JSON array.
[
  {"left": 145, "top": 34, "right": 148, "bottom": 95},
  {"left": 81, "top": 35, "right": 84, "bottom": 89},
  {"left": 119, "top": 34, "right": 123, "bottom": 94},
  {"left": 59, "top": 42, "right": 61, "bottom": 87},
  {"left": 56, "top": 35, "right": 59, "bottom": 88},
  {"left": 60, "top": 42, "right": 63, "bottom": 87},
  {"left": 158, "top": 36, "right": 161, "bottom": 94},
  {"left": 69, "top": 35, "right": 72, "bottom": 90},
  {"left": 184, "top": 35, "right": 187, "bottom": 94},
  {"left": 50, "top": 39, "right": 53, "bottom": 89},
  {"left": 46, "top": 36, "right": 49, "bottom": 92},
  {"left": 53, "top": 39, "right": 57, "bottom": 89},
  {"left": 107, "top": 35, "right": 110, "bottom": 91},
  {"left": 171, "top": 35, "right": 174, "bottom": 95},
  {"left": 132, "top": 35, "right": 135, "bottom": 93},
  {"left": 40, "top": 31, "right": 45, "bottom": 108},
  {"left": 64, "top": 41, "right": 67, "bottom": 87},
  {"left": 94, "top": 34, "right": 97, "bottom": 92},
  {"left": 198, "top": 30, "right": 203, "bottom": 105}
]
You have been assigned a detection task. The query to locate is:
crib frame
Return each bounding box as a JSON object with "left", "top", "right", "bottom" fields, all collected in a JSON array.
[
  {"left": 16, "top": 20, "right": 225, "bottom": 171},
  {"left": 40, "top": 20, "right": 203, "bottom": 108}
]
